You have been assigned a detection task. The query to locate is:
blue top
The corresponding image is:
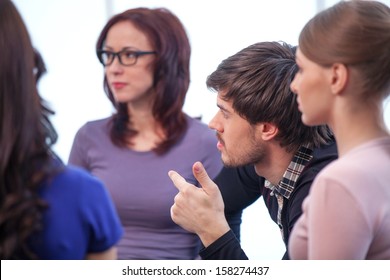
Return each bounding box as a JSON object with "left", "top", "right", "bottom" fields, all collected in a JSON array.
[
  {"left": 28, "top": 164, "right": 123, "bottom": 259},
  {"left": 68, "top": 115, "right": 223, "bottom": 259}
]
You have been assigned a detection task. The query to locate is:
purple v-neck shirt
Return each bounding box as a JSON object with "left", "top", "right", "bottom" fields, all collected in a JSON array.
[{"left": 68, "top": 115, "right": 222, "bottom": 259}]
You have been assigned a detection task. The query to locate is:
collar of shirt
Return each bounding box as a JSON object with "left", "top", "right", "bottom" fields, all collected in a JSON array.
[{"left": 264, "top": 144, "right": 314, "bottom": 199}]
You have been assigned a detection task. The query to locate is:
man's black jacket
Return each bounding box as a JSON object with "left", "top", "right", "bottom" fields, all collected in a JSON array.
[{"left": 203, "top": 141, "right": 338, "bottom": 259}]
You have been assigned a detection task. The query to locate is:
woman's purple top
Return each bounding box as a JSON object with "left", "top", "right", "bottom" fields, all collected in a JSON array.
[{"left": 68, "top": 116, "right": 222, "bottom": 259}]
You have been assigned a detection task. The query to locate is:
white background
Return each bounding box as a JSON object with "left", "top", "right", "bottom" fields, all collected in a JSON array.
[
  {"left": 13, "top": 0, "right": 390, "bottom": 260},
  {"left": 2, "top": 260, "right": 388, "bottom": 280}
]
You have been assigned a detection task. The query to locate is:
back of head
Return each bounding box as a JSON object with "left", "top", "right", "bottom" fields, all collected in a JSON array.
[
  {"left": 299, "top": 0, "right": 390, "bottom": 99},
  {"left": 96, "top": 7, "right": 191, "bottom": 154},
  {"left": 207, "top": 41, "right": 332, "bottom": 152},
  {"left": 0, "top": 0, "right": 57, "bottom": 259},
  {"left": 0, "top": 0, "right": 37, "bottom": 153}
]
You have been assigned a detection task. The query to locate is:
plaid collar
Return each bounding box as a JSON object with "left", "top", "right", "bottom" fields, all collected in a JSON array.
[{"left": 265, "top": 144, "right": 313, "bottom": 199}]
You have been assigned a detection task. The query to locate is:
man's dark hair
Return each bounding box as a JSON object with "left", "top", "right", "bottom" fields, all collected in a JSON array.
[{"left": 207, "top": 41, "right": 332, "bottom": 152}]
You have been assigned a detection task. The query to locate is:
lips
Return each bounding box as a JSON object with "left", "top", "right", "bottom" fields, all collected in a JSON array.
[
  {"left": 111, "top": 82, "right": 127, "bottom": 90},
  {"left": 216, "top": 134, "right": 224, "bottom": 150}
]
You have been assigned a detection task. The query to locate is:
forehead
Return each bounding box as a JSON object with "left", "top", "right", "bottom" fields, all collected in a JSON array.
[
  {"left": 295, "top": 48, "right": 304, "bottom": 63},
  {"left": 296, "top": 47, "right": 313, "bottom": 66},
  {"left": 105, "top": 21, "right": 152, "bottom": 50},
  {"left": 217, "top": 91, "right": 233, "bottom": 107}
]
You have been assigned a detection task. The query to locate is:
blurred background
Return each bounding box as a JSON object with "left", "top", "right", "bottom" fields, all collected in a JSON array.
[{"left": 13, "top": 0, "right": 390, "bottom": 259}]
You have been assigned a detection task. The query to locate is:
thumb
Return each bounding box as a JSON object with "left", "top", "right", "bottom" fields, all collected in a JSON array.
[{"left": 192, "top": 161, "right": 218, "bottom": 195}]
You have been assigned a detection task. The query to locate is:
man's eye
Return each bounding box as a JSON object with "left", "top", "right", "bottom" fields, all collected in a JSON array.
[{"left": 220, "top": 110, "right": 229, "bottom": 119}]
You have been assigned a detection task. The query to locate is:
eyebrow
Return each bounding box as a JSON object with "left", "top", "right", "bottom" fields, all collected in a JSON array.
[
  {"left": 217, "top": 103, "right": 231, "bottom": 114},
  {"left": 102, "top": 46, "right": 138, "bottom": 51}
]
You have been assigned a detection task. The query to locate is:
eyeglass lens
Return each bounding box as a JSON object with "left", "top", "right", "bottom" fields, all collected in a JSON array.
[{"left": 98, "top": 50, "right": 155, "bottom": 66}]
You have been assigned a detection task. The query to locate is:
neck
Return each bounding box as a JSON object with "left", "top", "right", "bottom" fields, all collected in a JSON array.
[
  {"left": 125, "top": 103, "right": 165, "bottom": 151},
  {"left": 328, "top": 98, "right": 389, "bottom": 156},
  {"left": 254, "top": 142, "right": 295, "bottom": 185},
  {"left": 130, "top": 108, "right": 156, "bottom": 131}
]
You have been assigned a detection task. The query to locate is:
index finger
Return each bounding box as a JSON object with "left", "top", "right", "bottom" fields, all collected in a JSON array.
[{"left": 168, "top": 170, "right": 189, "bottom": 192}]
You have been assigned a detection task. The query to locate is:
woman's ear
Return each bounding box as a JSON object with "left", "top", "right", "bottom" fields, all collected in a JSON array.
[
  {"left": 259, "top": 122, "right": 278, "bottom": 141},
  {"left": 330, "top": 63, "right": 348, "bottom": 95}
]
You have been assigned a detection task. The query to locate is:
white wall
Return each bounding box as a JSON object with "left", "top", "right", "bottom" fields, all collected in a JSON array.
[{"left": 13, "top": 0, "right": 390, "bottom": 260}]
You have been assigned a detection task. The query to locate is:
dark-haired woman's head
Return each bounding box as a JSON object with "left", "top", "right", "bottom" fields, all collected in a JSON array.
[{"left": 96, "top": 7, "right": 191, "bottom": 153}]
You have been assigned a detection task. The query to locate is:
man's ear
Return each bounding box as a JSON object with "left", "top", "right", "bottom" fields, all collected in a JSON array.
[
  {"left": 330, "top": 63, "right": 348, "bottom": 95},
  {"left": 259, "top": 122, "right": 278, "bottom": 141}
]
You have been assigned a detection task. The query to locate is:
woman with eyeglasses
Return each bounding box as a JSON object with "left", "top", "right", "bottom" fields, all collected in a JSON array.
[
  {"left": 68, "top": 7, "right": 222, "bottom": 259},
  {"left": 0, "top": 0, "right": 122, "bottom": 259},
  {"left": 289, "top": 0, "right": 390, "bottom": 259}
]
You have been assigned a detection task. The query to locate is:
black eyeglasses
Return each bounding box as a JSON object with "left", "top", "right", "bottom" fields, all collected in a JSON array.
[{"left": 96, "top": 49, "right": 156, "bottom": 66}]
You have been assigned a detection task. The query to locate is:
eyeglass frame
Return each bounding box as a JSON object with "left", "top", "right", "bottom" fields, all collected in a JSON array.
[{"left": 96, "top": 49, "right": 157, "bottom": 66}]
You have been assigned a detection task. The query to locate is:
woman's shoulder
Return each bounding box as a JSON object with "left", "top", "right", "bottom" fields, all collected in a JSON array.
[
  {"left": 181, "top": 115, "right": 219, "bottom": 154},
  {"left": 46, "top": 165, "right": 107, "bottom": 195},
  {"left": 37, "top": 165, "right": 122, "bottom": 259},
  {"left": 73, "top": 116, "right": 112, "bottom": 143},
  {"left": 184, "top": 115, "right": 217, "bottom": 146},
  {"left": 185, "top": 114, "right": 213, "bottom": 134},
  {"left": 79, "top": 116, "right": 111, "bottom": 132}
]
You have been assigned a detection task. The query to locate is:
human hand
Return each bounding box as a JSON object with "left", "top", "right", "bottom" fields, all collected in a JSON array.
[{"left": 169, "top": 161, "right": 230, "bottom": 247}]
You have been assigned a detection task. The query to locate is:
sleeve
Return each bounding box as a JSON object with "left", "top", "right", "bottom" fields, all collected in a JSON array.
[
  {"left": 199, "top": 230, "right": 248, "bottom": 260},
  {"left": 81, "top": 176, "right": 123, "bottom": 253},
  {"left": 306, "top": 176, "right": 371, "bottom": 259},
  {"left": 214, "top": 166, "right": 262, "bottom": 240},
  {"left": 68, "top": 124, "right": 90, "bottom": 169}
]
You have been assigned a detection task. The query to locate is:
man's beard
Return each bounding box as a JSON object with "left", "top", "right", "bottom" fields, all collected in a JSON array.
[{"left": 220, "top": 133, "right": 267, "bottom": 168}]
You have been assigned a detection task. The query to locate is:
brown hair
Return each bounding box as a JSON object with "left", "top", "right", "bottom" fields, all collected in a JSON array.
[
  {"left": 0, "top": 0, "right": 59, "bottom": 259},
  {"left": 96, "top": 7, "right": 191, "bottom": 154},
  {"left": 207, "top": 41, "right": 332, "bottom": 152},
  {"left": 299, "top": 0, "right": 390, "bottom": 100}
]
